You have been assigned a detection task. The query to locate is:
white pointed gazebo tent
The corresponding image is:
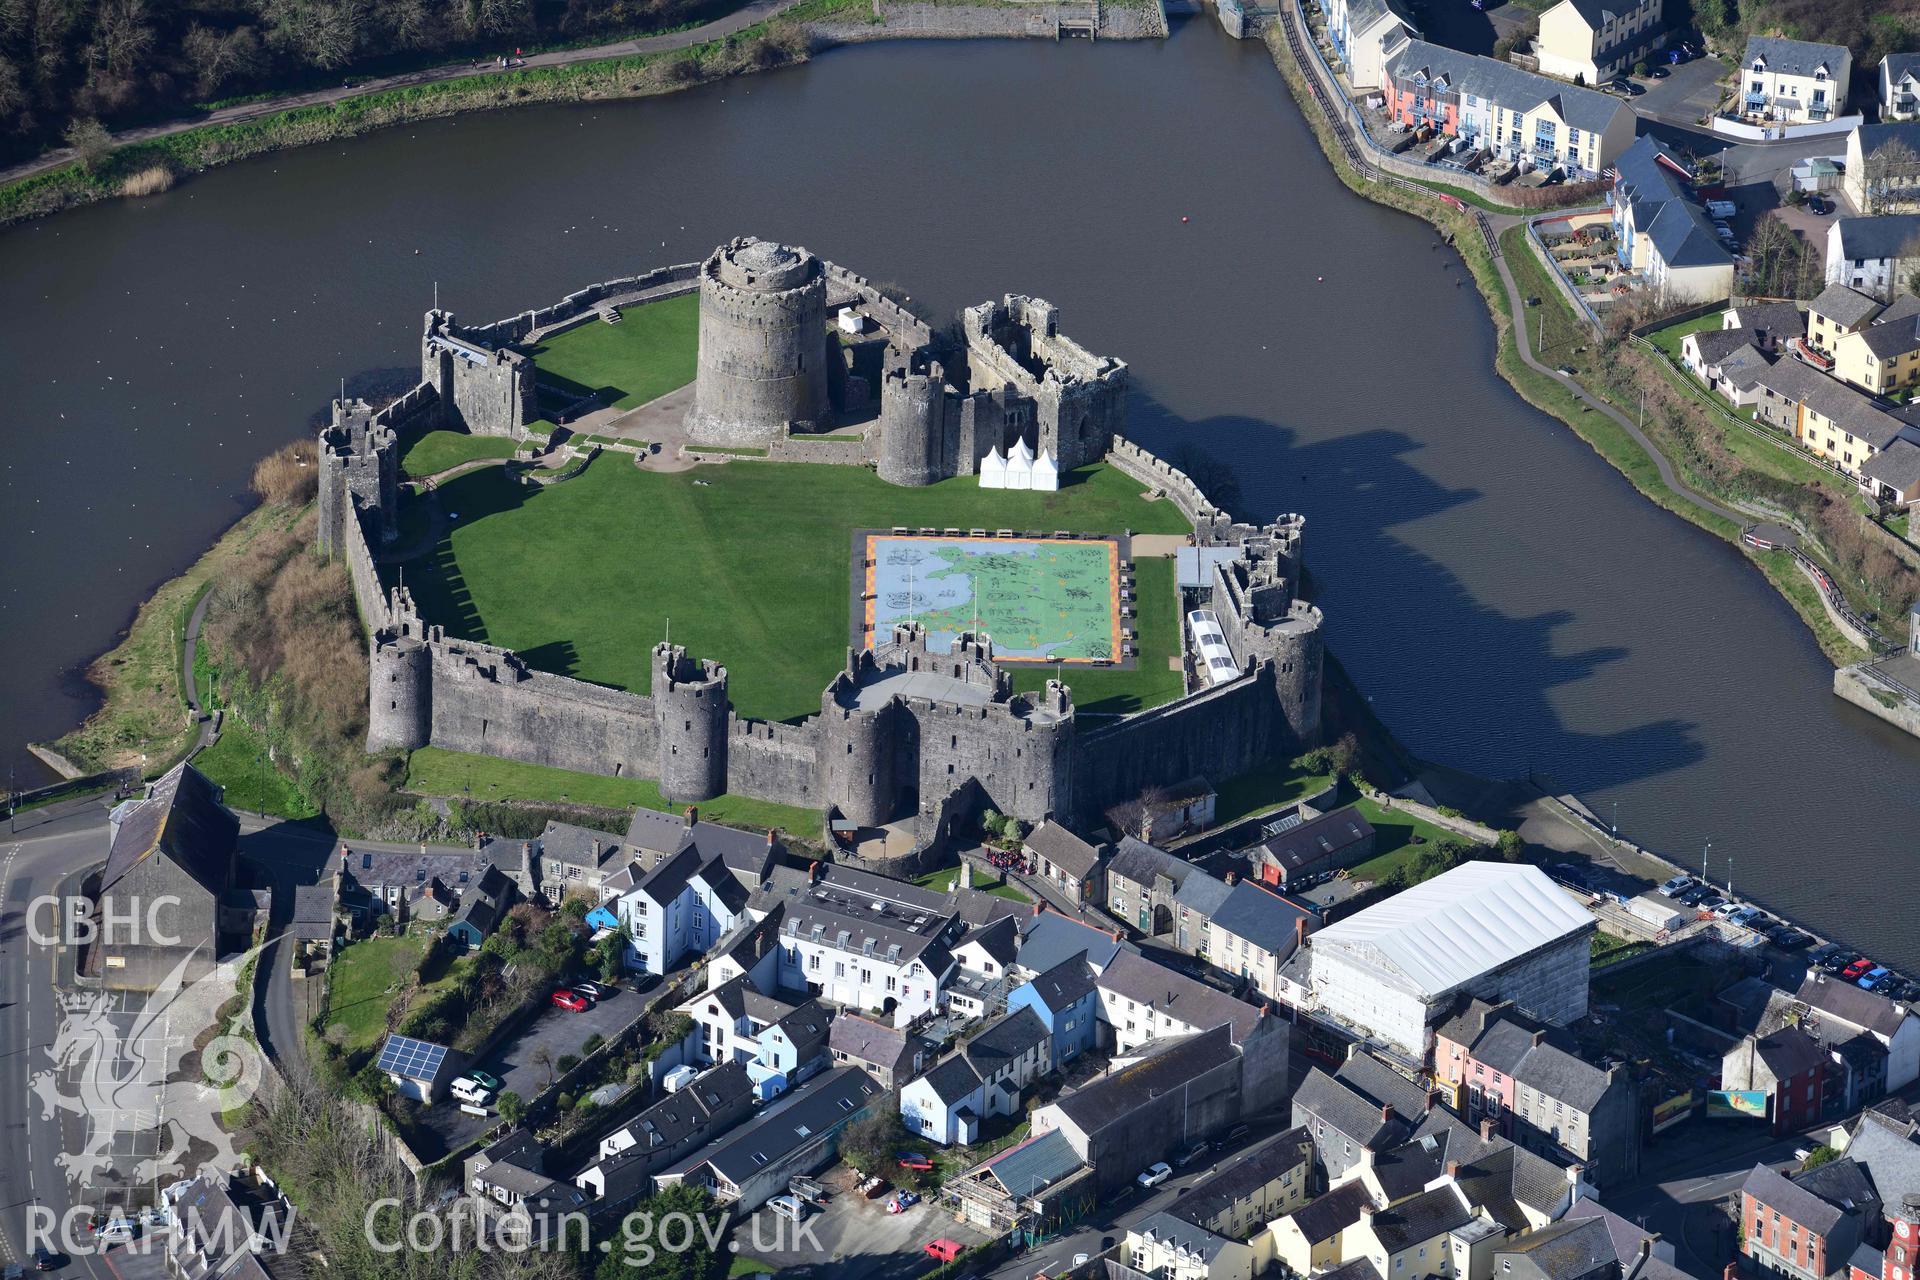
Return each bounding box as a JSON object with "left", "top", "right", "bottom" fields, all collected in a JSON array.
[
  {"left": 1032, "top": 448, "right": 1059, "bottom": 492},
  {"left": 1005, "top": 437, "right": 1035, "bottom": 490},
  {"left": 979, "top": 446, "right": 1008, "bottom": 489}
]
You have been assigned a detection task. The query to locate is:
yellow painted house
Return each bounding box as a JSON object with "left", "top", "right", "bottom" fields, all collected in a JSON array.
[
  {"left": 1835, "top": 297, "right": 1920, "bottom": 395},
  {"left": 1533, "top": 0, "right": 1666, "bottom": 87}
]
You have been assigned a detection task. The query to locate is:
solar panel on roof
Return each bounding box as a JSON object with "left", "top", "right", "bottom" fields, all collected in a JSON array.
[{"left": 377, "top": 1034, "right": 450, "bottom": 1080}]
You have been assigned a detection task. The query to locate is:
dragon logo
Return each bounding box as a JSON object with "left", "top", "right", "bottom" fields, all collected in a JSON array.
[{"left": 30, "top": 941, "right": 270, "bottom": 1195}]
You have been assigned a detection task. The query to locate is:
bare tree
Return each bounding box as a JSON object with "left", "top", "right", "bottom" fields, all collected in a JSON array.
[
  {"left": 63, "top": 115, "right": 111, "bottom": 172},
  {"left": 1863, "top": 137, "right": 1920, "bottom": 216}
]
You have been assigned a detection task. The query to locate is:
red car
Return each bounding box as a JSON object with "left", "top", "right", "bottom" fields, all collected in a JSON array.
[
  {"left": 551, "top": 989, "right": 590, "bottom": 1012},
  {"left": 1843, "top": 958, "right": 1874, "bottom": 982},
  {"left": 924, "top": 1240, "right": 964, "bottom": 1264}
]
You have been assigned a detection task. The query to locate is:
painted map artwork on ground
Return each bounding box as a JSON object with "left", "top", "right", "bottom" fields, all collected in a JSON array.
[{"left": 862, "top": 535, "right": 1120, "bottom": 663}]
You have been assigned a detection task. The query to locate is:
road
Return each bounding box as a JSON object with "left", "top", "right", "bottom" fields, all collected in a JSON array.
[{"left": 0, "top": 0, "right": 795, "bottom": 190}]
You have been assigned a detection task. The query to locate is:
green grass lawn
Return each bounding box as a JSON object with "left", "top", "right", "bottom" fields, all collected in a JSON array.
[
  {"left": 526, "top": 294, "right": 700, "bottom": 411},
  {"left": 1211, "top": 759, "right": 1336, "bottom": 826},
  {"left": 194, "top": 718, "right": 318, "bottom": 819},
  {"left": 1645, "top": 309, "right": 1727, "bottom": 361},
  {"left": 324, "top": 930, "right": 441, "bottom": 1054},
  {"left": 394, "top": 460, "right": 1190, "bottom": 724},
  {"left": 1343, "top": 794, "right": 1470, "bottom": 884},
  {"left": 912, "top": 863, "right": 1031, "bottom": 903},
  {"left": 399, "top": 430, "right": 518, "bottom": 479},
  {"left": 404, "top": 746, "right": 820, "bottom": 833}
]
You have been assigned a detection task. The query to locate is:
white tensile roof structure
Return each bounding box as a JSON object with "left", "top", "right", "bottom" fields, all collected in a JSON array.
[
  {"left": 1311, "top": 861, "right": 1590, "bottom": 1000},
  {"left": 979, "top": 446, "right": 1008, "bottom": 489},
  {"left": 1032, "top": 448, "right": 1059, "bottom": 492}
]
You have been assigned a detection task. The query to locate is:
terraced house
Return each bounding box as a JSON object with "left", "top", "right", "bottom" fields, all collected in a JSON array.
[
  {"left": 1319, "top": 0, "right": 1419, "bottom": 91},
  {"left": 1609, "top": 135, "right": 1735, "bottom": 304},
  {"left": 1532, "top": 0, "right": 1667, "bottom": 88},
  {"left": 1380, "top": 38, "right": 1636, "bottom": 178},
  {"left": 1750, "top": 357, "right": 1916, "bottom": 483}
]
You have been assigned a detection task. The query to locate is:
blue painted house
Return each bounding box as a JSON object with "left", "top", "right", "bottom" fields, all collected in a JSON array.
[
  {"left": 445, "top": 865, "right": 514, "bottom": 952},
  {"left": 1008, "top": 954, "right": 1099, "bottom": 1070}
]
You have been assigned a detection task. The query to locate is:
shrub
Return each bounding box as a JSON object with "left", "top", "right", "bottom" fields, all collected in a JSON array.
[
  {"left": 250, "top": 438, "right": 319, "bottom": 507},
  {"left": 120, "top": 164, "right": 175, "bottom": 197}
]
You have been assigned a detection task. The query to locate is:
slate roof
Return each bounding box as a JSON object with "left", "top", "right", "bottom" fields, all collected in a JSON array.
[
  {"left": 1558, "top": 0, "right": 1639, "bottom": 29},
  {"left": 1855, "top": 123, "right": 1920, "bottom": 167},
  {"left": 961, "top": 915, "right": 1020, "bottom": 970},
  {"left": 755, "top": 864, "right": 958, "bottom": 972},
  {"left": 1864, "top": 438, "right": 1920, "bottom": 494},
  {"left": 1021, "top": 912, "right": 1126, "bottom": 975},
  {"left": 1859, "top": 312, "right": 1920, "bottom": 360},
  {"left": 1210, "top": 881, "right": 1315, "bottom": 955},
  {"left": 1740, "top": 1162, "right": 1850, "bottom": 1234},
  {"left": 291, "top": 884, "right": 335, "bottom": 941},
  {"left": 1495, "top": 1215, "right": 1617, "bottom": 1280},
  {"left": 1729, "top": 300, "right": 1805, "bottom": 341},
  {"left": 1288, "top": 1180, "right": 1375, "bottom": 1245},
  {"left": 830, "top": 1015, "right": 912, "bottom": 1073},
  {"left": 1096, "top": 950, "right": 1265, "bottom": 1043},
  {"left": 1023, "top": 821, "right": 1104, "bottom": 880},
  {"left": 450, "top": 864, "right": 511, "bottom": 937},
  {"left": 534, "top": 820, "right": 625, "bottom": 872},
  {"left": 1752, "top": 359, "right": 1909, "bottom": 451},
  {"left": 1130, "top": 1211, "right": 1234, "bottom": 1262},
  {"left": 1365, "top": 1184, "right": 1473, "bottom": 1252},
  {"left": 1386, "top": 38, "right": 1629, "bottom": 134},
  {"left": 1254, "top": 806, "right": 1376, "bottom": 877},
  {"left": 1887, "top": 53, "right": 1920, "bottom": 85},
  {"left": 1793, "top": 1156, "right": 1879, "bottom": 1216},
  {"left": 964, "top": 1006, "right": 1051, "bottom": 1073},
  {"left": 1513, "top": 1040, "right": 1615, "bottom": 1112},
  {"left": 1409, "top": 1112, "right": 1571, "bottom": 1228},
  {"left": 1023, "top": 953, "right": 1098, "bottom": 1012},
  {"left": 699, "top": 1067, "right": 879, "bottom": 1185},
  {"left": 1317, "top": 1260, "right": 1384, "bottom": 1280},
  {"left": 1647, "top": 199, "right": 1732, "bottom": 270},
  {"left": 1692, "top": 325, "right": 1767, "bottom": 365},
  {"left": 765, "top": 1000, "right": 831, "bottom": 1061},
  {"left": 1164, "top": 1127, "right": 1313, "bottom": 1227},
  {"left": 1797, "top": 971, "right": 1912, "bottom": 1038},
  {"left": 1173, "top": 872, "right": 1233, "bottom": 920},
  {"left": 623, "top": 806, "right": 779, "bottom": 884},
  {"left": 1843, "top": 1110, "right": 1920, "bottom": 1207},
  {"left": 1339, "top": 1049, "right": 1432, "bottom": 1119},
  {"left": 1744, "top": 36, "right": 1847, "bottom": 78},
  {"left": 1812, "top": 283, "right": 1885, "bottom": 329},
  {"left": 1471, "top": 1016, "right": 1543, "bottom": 1076},
  {"left": 1107, "top": 837, "right": 1196, "bottom": 891},
  {"left": 919, "top": 1055, "right": 984, "bottom": 1106},
  {"left": 1717, "top": 344, "right": 1774, "bottom": 392},
  {"left": 1051, "top": 1026, "right": 1234, "bottom": 1135},
  {"left": 1836, "top": 215, "right": 1920, "bottom": 264},
  {"left": 101, "top": 763, "right": 236, "bottom": 898},
  {"left": 1293, "top": 1066, "right": 1412, "bottom": 1153}
]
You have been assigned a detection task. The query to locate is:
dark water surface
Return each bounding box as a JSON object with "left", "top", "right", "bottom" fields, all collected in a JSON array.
[{"left": 3, "top": 21, "right": 1917, "bottom": 961}]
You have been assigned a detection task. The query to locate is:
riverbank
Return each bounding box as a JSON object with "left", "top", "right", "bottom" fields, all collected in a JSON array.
[
  {"left": 0, "top": 0, "right": 1164, "bottom": 233},
  {"left": 1259, "top": 16, "right": 1882, "bottom": 669}
]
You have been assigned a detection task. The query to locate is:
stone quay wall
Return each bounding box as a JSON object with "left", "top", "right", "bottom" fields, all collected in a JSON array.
[{"left": 811, "top": 1, "right": 1167, "bottom": 41}]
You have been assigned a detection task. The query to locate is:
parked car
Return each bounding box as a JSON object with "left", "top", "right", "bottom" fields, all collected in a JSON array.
[
  {"left": 1137, "top": 1162, "right": 1173, "bottom": 1190},
  {"left": 31, "top": 1250, "right": 59, "bottom": 1273},
  {"left": 1770, "top": 928, "right": 1810, "bottom": 950},
  {"left": 573, "top": 980, "right": 616, "bottom": 1000},
  {"left": 925, "top": 1240, "right": 965, "bottom": 1264},
  {"left": 1174, "top": 1141, "right": 1209, "bottom": 1168},
  {"left": 1705, "top": 200, "right": 1737, "bottom": 220},
  {"left": 887, "top": 1191, "right": 920, "bottom": 1214},
  {"left": 465, "top": 1069, "right": 502, "bottom": 1092},
  {"left": 1807, "top": 943, "right": 1841, "bottom": 963},
  {"left": 1679, "top": 885, "right": 1710, "bottom": 906},
  {"left": 551, "top": 989, "right": 590, "bottom": 1012},
  {"left": 1712, "top": 901, "right": 1743, "bottom": 919},
  {"left": 1808, "top": 194, "right": 1834, "bottom": 215},
  {"left": 1659, "top": 874, "right": 1693, "bottom": 897},
  {"left": 1869, "top": 972, "right": 1901, "bottom": 994},
  {"left": 95, "top": 1220, "right": 137, "bottom": 1245},
  {"left": 1650, "top": 64, "right": 1669, "bottom": 77},
  {"left": 1893, "top": 979, "right": 1920, "bottom": 1002},
  {"left": 1729, "top": 906, "right": 1763, "bottom": 928},
  {"left": 1861, "top": 967, "right": 1893, "bottom": 989},
  {"left": 1843, "top": 958, "right": 1875, "bottom": 981},
  {"left": 452, "top": 1076, "right": 496, "bottom": 1105},
  {"left": 1215, "top": 1123, "right": 1251, "bottom": 1151},
  {"left": 769, "top": 1196, "right": 809, "bottom": 1223}
]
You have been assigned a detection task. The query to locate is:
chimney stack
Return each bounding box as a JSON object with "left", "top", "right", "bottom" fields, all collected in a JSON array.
[
  {"left": 1426, "top": 1089, "right": 1442, "bottom": 1113},
  {"left": 684, "top": 806, "right": 698, "bottom": 827},
  {"left": 1480, "top": 1118, "right": 1497, "bottom": 1141},
  {"left": 1226, "top": 871, "right": 1239, "bottom": 887},
  {"left": 1533, "top": 1030, "right": 1547, "bottom": 1047},
  {"left": 1295, "top": 917, "right": 1308, "bottom": 948},
  {"left": 1724, "top": 1265, "right": 1737, "bottom": 1280},
  {"left": 1381, "top": 1102, "right": 1394, "bottom": 1124},
  {"left": 1445, "top": 1160, "right": 1461, "bottom": 1178},
  {"left": 766, "top": 828, "right": 778, "bottom": 847}
]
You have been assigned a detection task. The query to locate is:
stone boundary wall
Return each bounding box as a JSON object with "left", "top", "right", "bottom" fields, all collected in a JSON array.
[
  {"left": 811, "top": 1, "right": 1165, "bottom": 43},
  {"left": 1356, "top": 784, "right": 1499, "bottom": 845},
  {"left": 823, "top": 262, "right": 935, "bottom": 348},
  {"left": 457, "top": 264, "right": 703, "bottom": 349},
  {"left": 1835, "top": 664, "right": 1920, "bottom": 739},
  {"left": 338, "top": 507, "right": 391, "bottom": 634},
  {"left": 767, "top": 433, "right": 876, "bottom": 464},
  {"left": 1074, "top": 666, "right": 1291, "bottom": 818},
  {"left": 1106, "top": 436, "right": 1221, "bottom": 535}
]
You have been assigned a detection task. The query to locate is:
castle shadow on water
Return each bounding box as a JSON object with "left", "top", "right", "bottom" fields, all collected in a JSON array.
[{"left": 318, "top": 237, "right": 1327, "bottom": 862}]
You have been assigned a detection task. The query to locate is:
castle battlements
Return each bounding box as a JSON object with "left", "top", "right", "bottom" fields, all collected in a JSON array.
[{"left": 327, "top": 239, "right": 1327, "bottom": 842}]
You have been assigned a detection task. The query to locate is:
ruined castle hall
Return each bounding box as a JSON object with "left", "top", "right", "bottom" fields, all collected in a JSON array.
[{"left": 320, "top": 238, "right": 1327, "bottom": 856}]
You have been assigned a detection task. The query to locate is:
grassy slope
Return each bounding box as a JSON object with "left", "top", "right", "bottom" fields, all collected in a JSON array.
[
  {"left": 1644, "top": 310, "right": 1726, "bottom": 360},
  {"left": 397, "top": 460, "right": 1190, "bottom": 723},
  {"left": 54, "top": 503, "right": 304, "bottom": 773},
  {"left": 1211, "top": 759, "right": 1334, "bottom": 826},
  {"left": 527, "top": 294, "right": 700, "bottom": 410},
  {"left": 192, "top": 716, "right": 320, "bottom": 818},
  {"left": 399, "top": 431, "right": 518, "bottom": 478},
  {"left": 1343, "top": 793, "right": 1465, "bottom": 883},
  {"left": 404, "top": 745, "right": 821, "bottom": 832}
]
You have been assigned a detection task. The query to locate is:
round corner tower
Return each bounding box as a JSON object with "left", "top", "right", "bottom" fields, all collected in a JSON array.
[
  {"left": 876, "top": 358, "right": 947, "bottom": 488},
  {"left": 652, "top": 643, "right": 729, "bottom": 802},
  {"left": 685, "top": 237, "right": 829, "bottom": 446},
  {"left": 367, "top": 634, "right": 432, "bottom": 752},
  {"left": 820, "top": 692, "right": 898, "bottom": 828}
]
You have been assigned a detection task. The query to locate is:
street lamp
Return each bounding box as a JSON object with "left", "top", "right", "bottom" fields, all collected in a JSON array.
[{"left": 1701, "top": 839, "right": 1712, "bottom": 883}]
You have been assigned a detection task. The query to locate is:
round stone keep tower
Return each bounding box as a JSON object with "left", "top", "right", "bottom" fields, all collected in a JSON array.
[
  {"left": 822, "top": 700, "right": 897, "bottom": 827},
  {"left": 685, "top": 237, "right": 829, "bottom": 446},
  {"left": 653, "top": 643, "right": 729, "bottom": 802},
  {"left": 367, "top": 634, "right": 432, "bottom": 752},
  {"left": 876, "top": 362, "right": 946, "bottom": 488},
  {"left": 1268, "top": 604, "right": 1326, "bottom": 748}
]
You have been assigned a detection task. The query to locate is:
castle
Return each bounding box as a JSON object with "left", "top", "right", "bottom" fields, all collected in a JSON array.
[{"left": 319, "top": 238, "right": 1326, "bottom": 854}]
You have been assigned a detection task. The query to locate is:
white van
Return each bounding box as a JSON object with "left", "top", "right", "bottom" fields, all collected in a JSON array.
[
  {"left": 96, "top": 1218, "right": 138, "bottom": 1244},
  {"left": 768, "top": 1196, "right": 808, "bottom": 1223},
  {"left": 1705, "top": 199, "right": 1736, "bottom": 220}
]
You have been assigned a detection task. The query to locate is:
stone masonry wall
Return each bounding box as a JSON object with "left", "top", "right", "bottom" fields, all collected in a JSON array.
[
  {"left": 726, "top": 719, "right": 822, "bottom": 809},
  {"left": 1072, "top": 666, "right": 1292, "bottom": 819},
  {"left": 427, "top": 638, "right": 662, "bottom": 776},
  {"left": 1107, "top": 437, "right": 1235, "bottom": 539},
  {"left": 811, "top": 2, "right": 1166, "bottom": 42}
]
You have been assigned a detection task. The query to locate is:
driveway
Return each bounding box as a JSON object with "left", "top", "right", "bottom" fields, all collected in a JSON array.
[
  {"left": 1632, "top": 56, "right": 1726, "bottom": 130},
  {"left": 411, "top": 985, "right": 647, "bottom": 1158},
  {"left": 734, "top": 1168, "right": 989, "bottom": 1280}
]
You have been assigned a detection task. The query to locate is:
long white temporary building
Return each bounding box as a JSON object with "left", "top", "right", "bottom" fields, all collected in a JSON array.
[{"left": 1306, "top": 861, "right": 1594, "bottom": 1061}]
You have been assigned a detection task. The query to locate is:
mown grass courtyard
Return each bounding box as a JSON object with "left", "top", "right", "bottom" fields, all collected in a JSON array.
[
  {"left": 393, "top": 459, "right": 1192, "bottom": 724},
  {"left": 526, "top": 293, "right": 700, "bottom": 411}
]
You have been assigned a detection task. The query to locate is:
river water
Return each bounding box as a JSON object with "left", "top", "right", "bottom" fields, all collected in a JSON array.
[{"left": 2, "top": 21, "right": 1916, "bottom": 962}]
